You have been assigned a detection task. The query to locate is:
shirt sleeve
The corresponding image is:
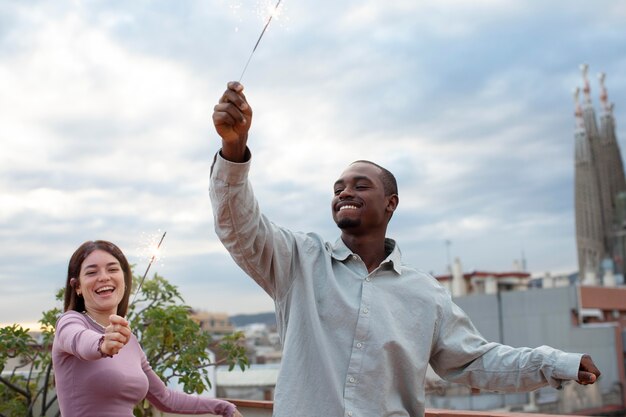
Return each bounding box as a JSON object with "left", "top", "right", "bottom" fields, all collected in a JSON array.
[
  {"left": 142, "top": 350, "right": 237, "bottom": 417},
  {"left": 209, "top": 150, "right": 301, "bottom": 300},
  {"left": 429, "top": 291, "right": 582, "bottom": 391},
  {"left": 54, "top": 313, "right": 105, "bottom": 361}
]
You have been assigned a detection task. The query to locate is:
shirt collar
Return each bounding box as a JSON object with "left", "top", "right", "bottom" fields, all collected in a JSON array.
[{"left": 329, "top": 237, "right": 402, "bottom": 275}]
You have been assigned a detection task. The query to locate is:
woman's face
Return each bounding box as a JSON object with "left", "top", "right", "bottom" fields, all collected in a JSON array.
[{"left": 76, "top": 249, "right": 126, "bottom": 316}]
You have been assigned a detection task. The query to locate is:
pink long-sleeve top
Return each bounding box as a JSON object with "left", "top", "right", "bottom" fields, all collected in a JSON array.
[{"left": 52, "top": 310, "right": 236, "bottom": 417}]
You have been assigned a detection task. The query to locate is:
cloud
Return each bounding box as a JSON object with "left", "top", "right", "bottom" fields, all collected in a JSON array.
[{"left": 1, "top": 0, "right": 625, "bottom": 324}]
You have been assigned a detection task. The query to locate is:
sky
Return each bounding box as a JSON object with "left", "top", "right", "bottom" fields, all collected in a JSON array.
[{"left": 1, "top": 0, "right": 625, "bottom": 326}]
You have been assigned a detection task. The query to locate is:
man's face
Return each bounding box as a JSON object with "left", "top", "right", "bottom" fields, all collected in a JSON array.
[{"left": 331, "top": 162, "right": 394, "bottom": 233}]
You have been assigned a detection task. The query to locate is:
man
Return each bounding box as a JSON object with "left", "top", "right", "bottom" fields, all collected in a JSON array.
[{"left": 210, "top": 81, "right": 600, "bottom": 417}]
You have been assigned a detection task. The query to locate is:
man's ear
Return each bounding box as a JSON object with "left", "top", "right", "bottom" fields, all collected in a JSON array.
[{"left": 386, "top": 194, "right": 399, "bottom": 214}]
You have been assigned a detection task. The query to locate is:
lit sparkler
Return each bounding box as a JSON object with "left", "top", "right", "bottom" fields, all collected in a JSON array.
[
  {"left": 238, "top": 0, "right": 284, "bottom": 82},
  {"left": 131, "top": 231, "right": 167, "bottom": 305}
]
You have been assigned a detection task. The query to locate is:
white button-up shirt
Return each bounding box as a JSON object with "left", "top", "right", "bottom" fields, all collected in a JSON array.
[{"left": 209, "top": 152, "right": 581, "bottom": 417}]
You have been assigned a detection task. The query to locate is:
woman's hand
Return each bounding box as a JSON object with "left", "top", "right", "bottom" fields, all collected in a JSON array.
[{"left": 100, "top": 314, "right": 132, "bottom": 356}]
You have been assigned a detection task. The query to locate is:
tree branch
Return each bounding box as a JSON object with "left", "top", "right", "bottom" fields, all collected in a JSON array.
[
  {"left": 40, "top": 361, "right": 54, "bottom": 415},
  {"left": 43, "top": 393, "right": 58, "bottom": 414},
  {"left": 0, "top": 375, "right": 31, "bottom": 400}
]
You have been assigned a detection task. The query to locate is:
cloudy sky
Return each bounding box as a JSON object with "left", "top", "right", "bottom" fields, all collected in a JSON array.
[{"left": 1, "top": 0, "right": 625, "bottom": 325}]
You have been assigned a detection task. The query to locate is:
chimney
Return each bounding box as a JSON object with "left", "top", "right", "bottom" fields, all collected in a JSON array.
[{"left": 451, "top": 257, "right": 465, "bottom": 297}]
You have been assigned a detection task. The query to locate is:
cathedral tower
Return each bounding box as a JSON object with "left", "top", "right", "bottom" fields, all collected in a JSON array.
[{"left": 574, "top": 65, "right": 626, "bottom": 282}]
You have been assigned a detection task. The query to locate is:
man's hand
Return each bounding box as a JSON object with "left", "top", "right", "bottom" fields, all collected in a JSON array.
[
  {"left": 101, "top": 314, "right": 132, "bottom": 357},
  {"left": 213, "top": 81, "right": 253, "bottom": 162},
  {"left": 577, "top": 354, "right": 601, "bottom": 385}
]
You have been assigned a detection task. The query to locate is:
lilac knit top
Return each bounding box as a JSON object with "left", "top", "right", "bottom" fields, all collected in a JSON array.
[{"left": 52, "top": 311, "right": 236, "bottom": 417}]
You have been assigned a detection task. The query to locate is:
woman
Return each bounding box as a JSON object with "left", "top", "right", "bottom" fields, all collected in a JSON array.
[{"left": 52, "top": 240, "right": 242, "bottom": 417}]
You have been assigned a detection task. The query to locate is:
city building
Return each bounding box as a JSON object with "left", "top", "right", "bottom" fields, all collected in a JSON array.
[
  {"left": 190, "top": 310, "right": 236, "bottom": 335},
  {"left": 425, "top": 286, "right": 626, "bottom": 414},
  {"left": 574, "top": 65, "right": 626, "bottom": 283},
  {"left": 435, "top": 258, "right": 531, "bottom": 298},
  {"left": 215, "top": 363, "right": 279, "bottom": 401}
]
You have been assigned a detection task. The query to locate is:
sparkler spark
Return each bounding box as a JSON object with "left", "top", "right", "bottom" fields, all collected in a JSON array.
[
  {"left": 238, "top": 0, "right": 283, "bottom": 82},
  {"left": 131, "top": 231, "right": 167, "bottom": 305}
]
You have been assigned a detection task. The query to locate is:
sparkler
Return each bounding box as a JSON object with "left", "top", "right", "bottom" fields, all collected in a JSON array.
[
  {"left": 238, "top": 0, "right": 283, "bottom": 82},
  {"left": 130, "top": 231, "right": 167, "bottom": 305}
]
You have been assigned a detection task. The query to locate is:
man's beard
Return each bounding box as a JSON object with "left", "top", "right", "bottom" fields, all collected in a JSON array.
[{"left": 336, "top": 217, "right": 361, "bottom": 229}]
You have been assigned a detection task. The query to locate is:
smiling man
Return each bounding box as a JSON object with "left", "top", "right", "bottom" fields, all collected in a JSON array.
[{"left": 209, "top": 81, "right": 601, "bottom": 417}]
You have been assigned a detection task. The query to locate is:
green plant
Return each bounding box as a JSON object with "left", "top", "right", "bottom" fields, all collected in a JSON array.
[
  {"left": 128, "top": 273, "right": 249, "bottom": 416},
  {"left": 0, "top": 290, "right": 60, "bottom": 417}
]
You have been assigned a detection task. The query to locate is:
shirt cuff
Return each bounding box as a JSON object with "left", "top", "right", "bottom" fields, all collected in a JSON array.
[
  {"left": 553, "top": 352, "right": 583, "bottom": 380},
  {"left": 211, "top": 149, "right": 251, "bottom": 185}
]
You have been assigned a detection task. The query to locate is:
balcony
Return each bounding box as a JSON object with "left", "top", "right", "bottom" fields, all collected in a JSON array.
[{"left": 158, "top": 400, "right": 625, "bottom": 417}]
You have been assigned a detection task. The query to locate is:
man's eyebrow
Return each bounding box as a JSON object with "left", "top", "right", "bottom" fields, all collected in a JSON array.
[{"left": 334, "top": 175, "right": 374, "bottom": 187}]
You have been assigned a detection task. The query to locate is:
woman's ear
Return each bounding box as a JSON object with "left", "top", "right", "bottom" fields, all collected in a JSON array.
[{"left": 70, "top": 278, "right": 81, "bottom": 295}]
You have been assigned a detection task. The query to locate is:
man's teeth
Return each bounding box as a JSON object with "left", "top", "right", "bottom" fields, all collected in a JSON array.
[{"left": 340, "top": 205, "right": 358, "bottom": 211}]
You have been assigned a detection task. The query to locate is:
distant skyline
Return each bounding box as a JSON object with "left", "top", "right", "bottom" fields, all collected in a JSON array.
[{"left": 1, "top": 1, "right": 625, "bottom": 325}]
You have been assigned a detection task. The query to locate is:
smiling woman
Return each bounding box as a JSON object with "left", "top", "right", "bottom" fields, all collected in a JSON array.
[{"left": 52, "top": 240, "right": 243, "bottom": 417}]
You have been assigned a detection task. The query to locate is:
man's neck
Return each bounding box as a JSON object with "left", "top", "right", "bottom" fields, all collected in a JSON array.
[{"left": 341, "top": 232, "right": 388, "bottom": 273}]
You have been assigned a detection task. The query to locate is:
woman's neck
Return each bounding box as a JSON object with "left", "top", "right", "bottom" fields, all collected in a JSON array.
[{"left": 83, "top": 309, "right": 113, "bottom": 328}]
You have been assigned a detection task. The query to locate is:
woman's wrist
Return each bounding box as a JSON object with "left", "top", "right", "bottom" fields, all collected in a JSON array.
[{"left": 97, "top": 336, "right": 113, "bottom": 358}]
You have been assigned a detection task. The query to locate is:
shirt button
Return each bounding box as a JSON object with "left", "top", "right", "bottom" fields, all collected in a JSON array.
[
  {"left": 349, "top": 376, "right": 356, "bottom": 383},
  {"left": 365, "top": 277, "right": 371, "bottom": 282},
  {"left": 356, "top": 342, "right": 363, "bottom": 348},
  {"left": 363, "top": 308, "right": 369, "bottom": 314},
  {"left": 352, "top": 255, "right": 358, "bottom": 260},
  {"left": 347, "top": 412, "right": 353, "bottom": 417}
]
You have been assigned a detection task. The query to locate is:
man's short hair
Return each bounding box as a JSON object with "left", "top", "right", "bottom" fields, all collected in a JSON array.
[{"left": 351, "top": 160, "right": 398, "bottom": 196}]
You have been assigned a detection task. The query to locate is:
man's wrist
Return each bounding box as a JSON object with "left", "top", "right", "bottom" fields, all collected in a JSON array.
[{"left": 221, "top": 140, "right": 249, "bottom": 163}]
